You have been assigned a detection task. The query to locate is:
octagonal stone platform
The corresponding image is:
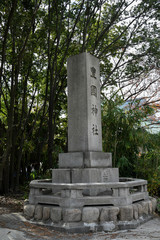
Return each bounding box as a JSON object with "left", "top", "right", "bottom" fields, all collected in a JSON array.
[{"left": 25, "top": 178, "right": 157, "bottom": 233}]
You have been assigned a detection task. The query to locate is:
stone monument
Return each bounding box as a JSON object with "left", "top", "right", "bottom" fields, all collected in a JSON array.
[
  {"left": 24, "top": 53, "right": 157, "bottom": 233},
  {"left": 53, "top": 52, "right": 119, "bottom": 187}
]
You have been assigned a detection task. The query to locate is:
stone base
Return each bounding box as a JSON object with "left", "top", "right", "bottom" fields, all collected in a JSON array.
[
  {"left": 24, "top": 198, "right": 157, "bottom": 233},
  {"left": 52, "top": 168, "right": 119, "bottom": 184},
  {"left": 72, "top": 168, "right": 119, "bottom": 183},
  {"left": 29, "top": 178, "right": 149, "bottom": 207},
  {"left": 59, "top": 152, "right": 112, "bottom": 168}
]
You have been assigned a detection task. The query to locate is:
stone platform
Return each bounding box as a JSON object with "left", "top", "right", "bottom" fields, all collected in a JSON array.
[{"left": 24, "top": 178, "right": 157, "bottom": 233}]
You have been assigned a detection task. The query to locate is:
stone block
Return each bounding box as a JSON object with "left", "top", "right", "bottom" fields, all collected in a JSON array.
[
  {"left": 141, "top": 201, "right": 149, "bottom": 215},
  {"left": 119, "top": 205, "right": 133, "bottom": 221},
  {"left": 100, "top": 207, "right": 119, "bottom": 222},
  {"left": 146, "top": 200, "right": 152, "bottom": 214},
  {"left": 24, "top": 204, "right": 35, "bottom": 219},
  {"left": 61, "top": 189, "right": 83, "bottom": 198},
  {"left": 83, "top": 187, "right": 113, "bottom": 196},
  {"left": 84, "top": 152, "right": 112, "bottom": 168},
  {"left": 51, "top": 207, "right": 62, "bottom": 222},
  {"left": 34, "top": 205, "right": 43, "bottom": 220},
  {"left": 151, "top": 198, "right": 157, "bottom": 212},
  {"left": 102, "top": 222, "right": 116, "bottom": 232},
  {"left": 63, "top": 208, "right": 81, "bottom": 222},
  {"left": 133, "top": 204, "right": 138, "bottom": 220},
  {"left": 148, "top": 201, "right": 153, "bottom": 214},
  {"left": 52, "top": 169, "right": 71, "bottom": 183},
  {"left": 58, "top": 151, "right": 113, "bottom": 168},
  {"left": 29, "top": 188, "right": 36, "bottom": 204},
  {"left": 72, "top": 168, "right": 119, "bottom": 183},
  {"left": 82, "top": 207, "right": 99, "bottom": 223},
  {"left": 59, "top": 152, "right": 84, "bottom": 168},
  {"left": 137, "top": 203, "right": 143, "bottom": 217},
  {"left": 43, "top": 207, "right": 51, "bottom": 221}
]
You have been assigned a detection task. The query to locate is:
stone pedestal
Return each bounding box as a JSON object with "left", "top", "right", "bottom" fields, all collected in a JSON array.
[{"left": 52, "top": 168, "right": 119, "bottom": 184}]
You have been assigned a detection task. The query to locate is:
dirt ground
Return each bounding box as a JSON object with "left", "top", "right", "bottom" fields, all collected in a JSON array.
[{"left": 0, "top": 194, "right": 24, "bottom": 215}]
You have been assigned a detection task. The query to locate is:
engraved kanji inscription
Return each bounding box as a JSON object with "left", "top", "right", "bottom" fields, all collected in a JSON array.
[
  {"left": 91, "top": 104, "right": 98, "bottom": 116},
  {"left": 92, "top": 124, "right": 98, "bottom": 135},
  {"left": 90, "top": 67, "right": 97, "bottom": 79},
  {"left": 103, "top": 170, "right": 109, "bottom": 182},
  {"left": 91, "top": 85, "right": 97, "bottom": 97}
]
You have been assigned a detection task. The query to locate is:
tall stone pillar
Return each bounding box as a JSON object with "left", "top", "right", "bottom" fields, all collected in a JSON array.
[
  {"left": 67, "top": 52, "right": 102, "bottom": 152},
  {"left": 52, "top": 52, "right": 119, "bottom": 184}
]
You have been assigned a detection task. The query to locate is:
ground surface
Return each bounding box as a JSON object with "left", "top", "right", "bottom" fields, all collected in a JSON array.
[
  {"left": 0, "top": 194, "right": 24, "bottom": 215},
  {"left": 0, "top": 194, "right": 160, "bottom": 240}
]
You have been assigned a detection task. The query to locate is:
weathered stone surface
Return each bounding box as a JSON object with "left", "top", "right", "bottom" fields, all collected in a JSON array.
[
  {"left": 51, "top": 207, "right": 62, "bottom": 222},
  {"left": 52, "top": 169, "right": 71, "bottom": 183},
  {"left": 59, "top": 152, "right": 84, "bottom": 168},
  {"left": 102, "top": 222, "right": 116, "bottom": 232},
  {"left": 82, "top": 207, "right": 99, "bottom": 223},
  {"left": 151, "top": 198, "right": 157, "bottom": 212},
  {"left": 146, "top": 200, "right": 152, "bottom": 214},
  {"left": 133, "top": 204, "right": 138, "bottom": 220},
  {"left": 59, "top": 151, "right": 113, "bottom": 169},
  {"left": 72, "top": 168, "right": 119, "bottom": 183},
  {"left": 137, "top": 203, "right": 143, "bottom": 217},
  {"left": 100, "top": 207, "right": 119, "bottom": 222},
  {"left": 63, "top": 208, "right": 81, "bottom": 222},
  {"left": 43, "top": 207, "right": 51, "bottom": 221},
  {"left": 61, "top": 189, "right": 82, "bottom": 198},
  {"left": 67, "top": 52, "right": 102, "bottom": 152},
  {"left": 84, "top": 152, "right": 112, "bottom": 168},
  {"left": 24, "top": 204, "right": 35, "bottom": 219},
  {"left": 141, "top": 201, "right": 149, "bottom": 215},
  {"left": 34, "top": 205, "right": 43, "bottom": 220},
  {"left": 119, "top": 205, "right": 133, "bottom": 221}
]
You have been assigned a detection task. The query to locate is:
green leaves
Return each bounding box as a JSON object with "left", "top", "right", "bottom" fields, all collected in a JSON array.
[{"left": 102, "top": 95, "right": 155, "bottom": 177}]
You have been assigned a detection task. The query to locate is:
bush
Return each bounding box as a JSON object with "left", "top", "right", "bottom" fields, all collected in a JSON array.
[{"left": 135, "top": 150, "right": 160, "bottom": 196}]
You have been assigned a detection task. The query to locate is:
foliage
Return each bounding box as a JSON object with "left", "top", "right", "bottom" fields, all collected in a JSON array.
[
  {"left": 19, "top": 182, "right": 30, "bottom": 200},
  {"left": 102, "top": 96, "right": 160, "bottom": 197},
  {"left": 102, "top": 95, "right": 154, "bottom": 177},
  {"left": 157, "top": 198, "right": 160, "bottom": 213},
  {"left": 135, "top": 134, "right": 160, "bottom": 196}
]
